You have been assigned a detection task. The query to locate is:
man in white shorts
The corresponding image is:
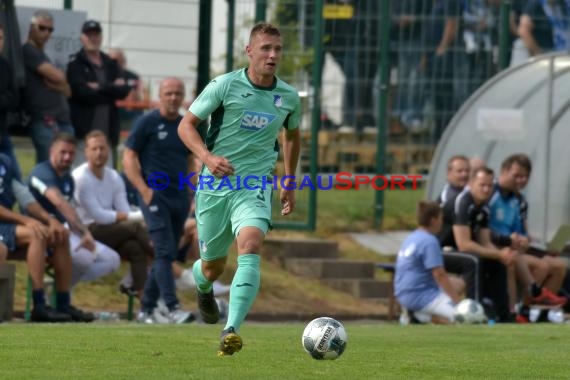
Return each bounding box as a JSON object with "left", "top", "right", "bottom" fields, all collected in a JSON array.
[{"left": 395, "top": 201, "right": 465, "bottom": 323}]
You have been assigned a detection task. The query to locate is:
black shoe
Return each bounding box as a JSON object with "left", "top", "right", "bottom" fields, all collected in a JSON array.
[
  {"left": 197, "top": 289, "right": 219, "bottom": 324},
  {"left": 31, "top": 306, "right": 73, "bottom": 323},
  {"left": 59, "top": 305, "right": 95, "bottom": 323}
]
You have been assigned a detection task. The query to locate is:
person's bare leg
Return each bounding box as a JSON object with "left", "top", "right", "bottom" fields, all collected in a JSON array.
[
  {"left": 50, "top": 239, "right": 72, "bottom": 292},
  {"left": 507, "top": 265, "right": 518, "bottom": 312},
  {"left": 15, "top": 226, "right": 47, "bottom": 289},
  {"left": 0, "top": 242, "right": 7, "bottom": 263},
  {"left": 541, "top": 256, "right": 566, "bottom": 293}
]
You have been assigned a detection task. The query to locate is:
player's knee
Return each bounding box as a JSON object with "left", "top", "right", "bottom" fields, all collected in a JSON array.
[
  {"left": 553, "top": 260, "right": 567, "bottom": 276},
  {"left": 239, "top": 239, "right": 262, "bottom": 254},
  {"left": 537, "top": 259, "right": 549, "bottom": 273}
]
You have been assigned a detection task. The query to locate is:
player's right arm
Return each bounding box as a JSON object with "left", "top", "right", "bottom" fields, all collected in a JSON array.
[{"left": 177, "top": 113, "right": 233, "bottom": 178}]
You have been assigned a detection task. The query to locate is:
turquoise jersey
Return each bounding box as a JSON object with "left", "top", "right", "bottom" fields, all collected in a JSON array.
[{"left": 189, "top": 68, "right": 301, "bottom": 195}]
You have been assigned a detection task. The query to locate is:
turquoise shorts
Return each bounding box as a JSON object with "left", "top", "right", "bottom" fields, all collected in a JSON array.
[{"left": 195, "top": 188, "right": 272, "bottom": 261}]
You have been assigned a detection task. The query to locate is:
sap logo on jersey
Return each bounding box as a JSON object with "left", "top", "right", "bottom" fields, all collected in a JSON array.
[{"left": 240, "top": 111, "right": 276, "bottom": 131}]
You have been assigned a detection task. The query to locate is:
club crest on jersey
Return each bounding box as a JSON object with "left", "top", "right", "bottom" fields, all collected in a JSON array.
[
  {"left": 240, "top": 111, "right": 277, "bottom": 131},
  {"left": 273, "top": 95, "right": 282, "bottom": 107}
]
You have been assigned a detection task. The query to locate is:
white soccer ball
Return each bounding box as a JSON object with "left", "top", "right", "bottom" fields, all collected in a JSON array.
[
  {"left": 301, "top": 317, "right": 348, "bottom": 360},
  {"left": 454, "top": 299, "right": 487, "bottom": 324}
]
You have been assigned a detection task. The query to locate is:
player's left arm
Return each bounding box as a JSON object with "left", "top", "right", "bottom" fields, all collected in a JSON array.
[{"left": 280, "top": 126, "right": 300, "bottom": 216}]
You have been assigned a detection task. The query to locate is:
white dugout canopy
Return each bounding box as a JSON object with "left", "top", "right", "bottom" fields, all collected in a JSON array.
[{"left": 426, "top": 52, "right": 570, "bottom": 243}]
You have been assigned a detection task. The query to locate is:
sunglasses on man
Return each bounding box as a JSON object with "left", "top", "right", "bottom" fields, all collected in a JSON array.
[{"left": 35, "top": 24, "right": 54, "bottom": 33}]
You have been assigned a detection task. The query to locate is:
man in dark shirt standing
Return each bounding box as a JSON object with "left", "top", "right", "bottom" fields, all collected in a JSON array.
[
  {"left": 123, "top": 77, "right": 193, "bottom": 324},
  {"left": 22, "top": 10, "right": 73, "bottom": 164},
  {"left": 0, "top": 23, "right": 20, "bottom": 179},
  {"left": 66, "top": 20, "right": 130, "bottom": 168}
]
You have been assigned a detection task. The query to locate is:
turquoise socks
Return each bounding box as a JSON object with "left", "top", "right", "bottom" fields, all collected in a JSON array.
[{"left": 225, "top": 254, "right": 260, "bottom": 332}]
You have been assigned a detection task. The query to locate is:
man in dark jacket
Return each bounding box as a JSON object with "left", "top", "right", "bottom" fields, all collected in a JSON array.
[{"left": 66, "top": 20, "right": 130, "bottom": 168}]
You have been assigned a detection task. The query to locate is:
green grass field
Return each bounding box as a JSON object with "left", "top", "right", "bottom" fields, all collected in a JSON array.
[{"left": 1, "top": 322, "right": 569, "bottom": 379}]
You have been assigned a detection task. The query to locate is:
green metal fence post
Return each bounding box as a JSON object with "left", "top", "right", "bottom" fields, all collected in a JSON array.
[
  {"left": 198, "top": 0, "right": 212, "bottom": 93},
  {"left": 255, "top": 0, "right": 267, "bottom": 22},
  {"left": 196, "top": 0, "right": 213, "bottom": 140},
  {"left": 373, "top": 0, "right": 390, "bottom": 228},
  {"left": 308, "top": 0, "right": 324, "bottom": 231},
  {"left": 64, "top": 0, "right": 73, "bottom": 10},
  {"left": 499, "top": 0, "right": 512, "bottom": 70},
  {"left": 226, "top": 0, "right": 235, "bottom": 73}
]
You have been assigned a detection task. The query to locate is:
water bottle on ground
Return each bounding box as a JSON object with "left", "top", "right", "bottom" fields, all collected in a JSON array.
[{"left": 97, "top": 311, "right": 120, "bottom": 322}]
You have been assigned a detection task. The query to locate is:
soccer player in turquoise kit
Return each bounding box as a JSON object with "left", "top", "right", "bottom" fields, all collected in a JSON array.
[{"left": 178, "top": 22, "right": 301, "bottom": 356}]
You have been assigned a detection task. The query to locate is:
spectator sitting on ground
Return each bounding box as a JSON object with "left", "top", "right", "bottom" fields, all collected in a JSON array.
[
  {"left": 72, "top": 130, "right": 149, "bottom": 298},
  {"left": 28, "top": 133, "right": 120, "bottom": 287},
  {"left": 395, "top": 200, "right": 465, "bottom": 324},
  {"left": 489, "top": 154, "right": 567, "bottom": 321},
  {"left": 22, "top": 10, "right": 74, "bottom": 164},
  {"left": 66, "top": 19, "right": 130, "bottom": 168},
  {"left": 0, "top": 153, "right": 92, "bottom": 322}
]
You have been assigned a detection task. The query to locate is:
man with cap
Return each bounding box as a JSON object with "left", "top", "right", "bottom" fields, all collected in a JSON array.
[{"left": 66, "top": 19, "right": 130, "bottom": 168}]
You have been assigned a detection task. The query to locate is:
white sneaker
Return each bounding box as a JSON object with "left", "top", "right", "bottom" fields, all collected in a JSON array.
[
  {"left": 212, "top": 282, "right": 231, "bottom": 296},
  {"left": 168, "top": 308, "right": 195, "bottom": 324},
  {"left": 175, "top": 269, "right": 231, "bottom": 296},
  {"left": 153, "top": 299, "right": 171, "bottom": 324},
  {"left": 175, "top": 269, "right": 196, "bottom": 290},
  {"left": 137, "top": 311, "right": 156, "bottom": 324},
  {"left": 216, "top": 297, "right": 228, "bottom": 320},
  {"left": 120, "top": 272, "right": 134, "bottom": 289}
]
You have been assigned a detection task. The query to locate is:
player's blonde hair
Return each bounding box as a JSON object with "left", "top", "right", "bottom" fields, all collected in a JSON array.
[{"left": 249, "top": 22, "right": 281, "bottom": 43}]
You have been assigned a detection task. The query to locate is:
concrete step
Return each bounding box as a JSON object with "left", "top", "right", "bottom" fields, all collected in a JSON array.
[
  {"left": 284, "top": 258, "right": 375, "bottom": 279},
  {"left": 263, "top": 238, "right": 338, "bottom": 264},
  {"left": 323, "top": 279, "right": 391, "bottom": 298}
]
